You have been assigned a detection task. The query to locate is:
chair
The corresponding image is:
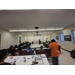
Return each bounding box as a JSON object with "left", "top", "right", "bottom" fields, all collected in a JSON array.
[
  {"left": 47, "top": 50, "right": 51, "bottom": 56},
  {"left": 17, "top": 50, "right": 23, "bottom": 55},
  {"left": 39, "top": 50, "right": 45, "bottom": 54},
  {"left": 14, "top": 52, "right": 19, "bottom": 56},
  {"left": 24, "top": 52, "right": 30, "bottom": 55},
  {"left": 39, "top": 50, "right": 48, "bottom": 57}
]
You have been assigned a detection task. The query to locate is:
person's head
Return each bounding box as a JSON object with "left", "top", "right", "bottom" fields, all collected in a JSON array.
[
  {"left": 10, "top": 45, "right": 13, "bottom": 49},
  {"left": 0, "top": 49, "right": 8, "bottom": 62},
  {"left": 51, "top": 39, "right": 56, "bottom": 43},
  {"left": 15, "top": 45, "right": 18, "bottom": 48},
  {"left": 40, "top": 46, "right": 43, "bottom": 49}
]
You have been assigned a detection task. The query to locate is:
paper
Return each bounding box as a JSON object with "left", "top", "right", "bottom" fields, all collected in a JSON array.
[
  {"left": 18, "top": 57, "right": 25, "bottom": 62},
  {"left": 13, "top": 57, "right": 19, "bottom": 59},
  {"left": 18, "top": 59, "right": 24, "bottom": 62},
  {"left": 36, "top": 48, "right": 40, "bottom": 50},
  {"left": 41, "top": 54, "right": 46, "bottom": 58},
  {"left": 43, "top": 48, "right": 49, "bottom": 49},
  {"left": 4, "top": 57, "right": 14, "bottom": 63},
  {"left": 36, "top": 58, "right": 43, "bottom": 65},
  {"left": 4, "top": 57, "right": 19, "bottom": 63}
]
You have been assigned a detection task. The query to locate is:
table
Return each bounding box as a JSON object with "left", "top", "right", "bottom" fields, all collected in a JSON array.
[
  {"left": 4, "top": 54, "right": 50, "bottom": 65},
  {"left": 35, "top": 48, "right": 50, "bottom": 54}
]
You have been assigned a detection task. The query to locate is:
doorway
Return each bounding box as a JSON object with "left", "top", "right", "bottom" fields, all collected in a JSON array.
[
  {"left": 19, "top": 36, "right": 21, "bottom": 43},
  {"left": 34, "top": 36, "right": 41, "bottom": 44}
]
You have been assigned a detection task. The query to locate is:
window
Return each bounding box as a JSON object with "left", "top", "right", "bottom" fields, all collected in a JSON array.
[
  {"left": 59, "top": 33, "right": 64, "bottom": 42},
  {"left": 72, "top": 31, "right": 75, "bottom": 44},
  {"left": 53, "top": 35, "right": 56, "bottom": 41}
]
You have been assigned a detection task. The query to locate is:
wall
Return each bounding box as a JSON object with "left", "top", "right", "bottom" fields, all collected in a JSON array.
[
  {"left": 0, "top": 28, "right": 51, "bottom": 49},
  {"left": 22, "top": 34, "right": 51, "bottom": 43},
  {"left": 0, "top": 28, "right": 20, "bottom": 49},
  {"left": 51, "top": 23, "right": 75, "bottom": 51}
]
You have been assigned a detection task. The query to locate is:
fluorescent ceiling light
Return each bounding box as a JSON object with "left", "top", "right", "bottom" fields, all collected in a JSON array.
[
  {"left": 9, "top": 28, "right": 63, "bottom": 32},
  {"left": 22, "top": 32, "right": 52, "bottom": 35}
]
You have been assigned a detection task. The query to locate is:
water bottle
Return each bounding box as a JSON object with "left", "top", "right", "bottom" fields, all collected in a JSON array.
[
  {"left": 14, "top": 59, "right": 16, "bottom": 62},
  {"left": 35, "top": 57, "right": 36, "bottom": 62},
  {"left": 24, "top": 57, "right": 26, "bottom": 62}
]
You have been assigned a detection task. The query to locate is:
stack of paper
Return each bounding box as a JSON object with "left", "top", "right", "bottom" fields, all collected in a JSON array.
[
  {"left": 4, "top": 57, "right": 19, "bottom": 63},
  {"left": 36, "top": 57, "right": 43, "bottom": 65},
  {"left": 41, "top": 54, "right": 46, "bottom": 58},
  {"left": 4, "top": 57, "right": 14, "bottom": 63}
]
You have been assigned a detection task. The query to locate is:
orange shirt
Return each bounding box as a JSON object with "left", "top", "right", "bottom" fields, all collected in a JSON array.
[{"left": 49, "top": 42, "right": 59, "bottom": 57}]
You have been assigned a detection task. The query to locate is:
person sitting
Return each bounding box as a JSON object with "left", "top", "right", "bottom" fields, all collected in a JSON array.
[
  {"left": 26, "top": 47, "right": 34, "bottom": 55},
  {"left": 8, "top": 45, "right": 13, "bottom": 54},
  {"left": 39, "top": 46, "right": 45, "bottom": 52},
  {"left": 14, "top": 45, "right": 18, "bottom": 48},
  {"left": 32, "top": 41, "right": 34, "bottom": 44},
  {"left": 0, "top": 49, "right": 11, "bottom": 65},
  {"left": 19, "top": 43, "right": 21, "bottom": 47},
  {"left": 11, "top": 47, "right": 18, "bottom": 56},
  {"left": 58, "top": 45, "right": 61, "bottom": 53}
]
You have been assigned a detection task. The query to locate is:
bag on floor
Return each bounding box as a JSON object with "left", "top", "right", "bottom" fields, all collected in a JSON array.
[{"left": 70, "top": 50, "right": 75, "bottom": 58}]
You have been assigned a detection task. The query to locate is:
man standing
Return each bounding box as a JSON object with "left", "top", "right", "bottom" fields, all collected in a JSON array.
[{"left": 49, "top": 39, "right": 59, "bottom": 65}]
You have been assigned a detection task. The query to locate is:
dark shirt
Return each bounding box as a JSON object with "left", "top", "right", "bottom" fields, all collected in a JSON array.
[{"left": 0, "top": 62, "right": 11, "bottom": 65}]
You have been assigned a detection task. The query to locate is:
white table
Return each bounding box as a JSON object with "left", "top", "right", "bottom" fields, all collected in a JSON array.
[
  {"left": 36, "top": 48, "right": 49, "bottom": 50},
  {"left": 4, "top": 54, "right": 50, "bottom": 65}
]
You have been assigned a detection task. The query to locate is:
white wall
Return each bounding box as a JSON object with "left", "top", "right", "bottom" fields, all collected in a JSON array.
[
  {"left": 0, "top": 28, "right": 20, "bottom": 49},
  {"left": 51, "top": 23, "right": 75, "bottom": 51},
  {"left": 0, "top": 28, "right": 51, "bottom": 49},
  {"left": 26, "top": 35, "right": 34, "bottom": 42},
  {"left": 22, "top": 34, "right": 51, "bottom": 43}
]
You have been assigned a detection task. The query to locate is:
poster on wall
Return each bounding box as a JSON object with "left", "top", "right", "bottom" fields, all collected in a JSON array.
[
  {"left": 56, "top": 36, "right": 59, "bottom": 40},
  {"left": 64, "top": 35, "right": 71, "bottom": 41}
]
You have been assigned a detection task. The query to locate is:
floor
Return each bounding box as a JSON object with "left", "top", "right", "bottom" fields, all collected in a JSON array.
[
  {"left": 8, "top": 44, "right": 75, "bottom": 65},
  {"left": 31, "top": 44, "right": 75, "bottom": 65}
]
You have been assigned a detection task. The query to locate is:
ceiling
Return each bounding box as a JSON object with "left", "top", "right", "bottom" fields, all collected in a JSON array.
[{"left": 0, "top": 9, "right": 75, "bottom": 34}]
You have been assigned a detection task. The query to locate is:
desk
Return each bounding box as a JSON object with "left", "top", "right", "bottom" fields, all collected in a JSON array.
[
  {"left": 36, "top": 48, "right": 49, "bottom": 50},
  {"left": 35, "top": 48, "right": 50, "bottom": 54},
  {"left": 4, "top": 54, "right": 49, "bottom": 65}
]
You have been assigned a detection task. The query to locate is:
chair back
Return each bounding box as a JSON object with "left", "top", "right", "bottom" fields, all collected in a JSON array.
[
  {"left": 39, "top": 50, "right": 45, "bottom": 54},
  {"left": 17, "top": 50, "right": 23, "bottom": 55},
  {"left": 24, "top": 52, "right": 30, "bottom": 55}
]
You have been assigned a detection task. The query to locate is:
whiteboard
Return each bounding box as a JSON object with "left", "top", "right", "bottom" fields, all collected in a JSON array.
[{"left": 34, "top": 36, "right": 40, "bottom": 41}]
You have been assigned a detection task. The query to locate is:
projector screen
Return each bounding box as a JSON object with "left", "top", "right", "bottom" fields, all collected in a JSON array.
[{"left": 34, "top": 36, "right": 40, "bottom": 41}]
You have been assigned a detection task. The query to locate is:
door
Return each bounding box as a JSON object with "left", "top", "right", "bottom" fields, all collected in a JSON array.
[
  {"left": 34, "top": 36, "right": 41, "bottom": 44},
  {"left": 19, "top": 37, "right": 21, "bottom": 43}
]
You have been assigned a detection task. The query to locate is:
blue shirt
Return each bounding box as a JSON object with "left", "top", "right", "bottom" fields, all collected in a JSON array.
[{"left": 26, "top": 48, "right": 33, "bottom": 55}]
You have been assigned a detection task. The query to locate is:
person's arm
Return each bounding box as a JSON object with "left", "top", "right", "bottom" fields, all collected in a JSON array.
[{"left": 48, "top": 44, "right": 51, "bottom": 49}]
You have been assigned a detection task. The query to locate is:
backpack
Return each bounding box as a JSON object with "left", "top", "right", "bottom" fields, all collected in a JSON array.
[{"left": 70, "top": 50, "right": 75, "bottom": 58}]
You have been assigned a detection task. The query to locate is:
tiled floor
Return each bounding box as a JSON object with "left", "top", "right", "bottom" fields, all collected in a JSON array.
[{"left": 31, "top": 44, "right": 75, "bottom": 65}]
